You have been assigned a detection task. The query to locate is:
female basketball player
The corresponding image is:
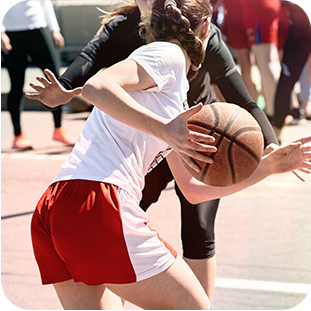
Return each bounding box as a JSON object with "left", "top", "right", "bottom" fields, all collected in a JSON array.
[
  {"left": 26, "top": 0, "right": 280, "bottom": 304},
  {"left": 29, "top": 1, "right": 311, "bottom": 310}
]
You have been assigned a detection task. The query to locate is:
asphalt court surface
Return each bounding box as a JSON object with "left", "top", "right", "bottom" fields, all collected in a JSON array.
[{"left": 1, "top": 109, "right": 311, "bottom": 310}]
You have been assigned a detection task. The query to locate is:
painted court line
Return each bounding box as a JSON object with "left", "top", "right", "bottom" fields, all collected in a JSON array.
[{"left": 215, "top": 277, "right": 311, "bottom": 294}]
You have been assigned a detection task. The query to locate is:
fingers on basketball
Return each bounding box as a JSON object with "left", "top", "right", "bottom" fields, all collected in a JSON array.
[{"left": 185, "top": 102, "right": 264, "bottom": 187}]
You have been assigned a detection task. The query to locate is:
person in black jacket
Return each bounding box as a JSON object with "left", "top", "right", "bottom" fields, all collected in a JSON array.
[
  {"left": 26, "top": 0, "right": 279, "bottom": 302},
  {"left": 1, "top": 0, "right": 76, "bottom": 150}
]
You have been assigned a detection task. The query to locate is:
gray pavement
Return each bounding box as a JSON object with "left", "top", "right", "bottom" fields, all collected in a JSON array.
[{"left": 1, "top": 76, "right": 311, "bottom": 309}]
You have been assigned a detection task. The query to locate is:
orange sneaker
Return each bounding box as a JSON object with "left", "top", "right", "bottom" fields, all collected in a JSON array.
[
  {"left": 53, "top": 127, "right": 76, "bottom": 146},
  {"left": 12, "top": 132, "right": 33, "bottom": 150}
]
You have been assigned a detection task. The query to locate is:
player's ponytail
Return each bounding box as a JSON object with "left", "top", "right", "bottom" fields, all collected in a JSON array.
[{"left": 140, "top": 0, "right": 212, "bottom": 74}]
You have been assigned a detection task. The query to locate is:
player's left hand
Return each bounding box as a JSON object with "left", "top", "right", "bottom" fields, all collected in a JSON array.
[
  {"left": 265, "top": 140, "right": 311, "bottom": 181},
  {"left": 266, "top": 136, "right": 311, "bottom": 181}
]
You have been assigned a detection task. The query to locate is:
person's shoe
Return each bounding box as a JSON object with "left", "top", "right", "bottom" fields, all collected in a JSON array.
[
  {"left": 53, "top": 127, "right": 76, "bottom": 146},
  {"left": 284, "top": 114, "right": 299, "bottom": 126},
  {"left": 303, "top": 107, "right": 311, "bottom": 120},
  {"left": 12, "top": 132, "right": 33, "bottom": 150}
]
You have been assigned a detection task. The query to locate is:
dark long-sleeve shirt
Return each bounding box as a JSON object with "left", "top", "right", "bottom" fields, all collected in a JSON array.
[{"left": 58, "top": 7, "right": 278, "bottom": 147}]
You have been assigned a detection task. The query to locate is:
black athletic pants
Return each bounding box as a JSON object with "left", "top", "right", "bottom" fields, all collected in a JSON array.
[
  {"left": 274, "top": 37, "right": 311, "bottom": 128},
  {"left": 2, "top": 27, "right": 62, "bottom": 136},
  {"left": 140, "top": 158, "right": 219, "bottom": 259}
]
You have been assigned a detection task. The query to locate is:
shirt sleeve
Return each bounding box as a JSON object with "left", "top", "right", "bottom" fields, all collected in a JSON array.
[
  {"left": 202, "top": 24, "right": 279, "bottom": 147},
  {"left": 128, "top": 43, "right": 185, "bottom": 92},
  {"left": 203, "top": 24, "right": 238, "bottom": 83},
  {"left": 216, "top": 70, "right": 279, "bottom": 147},
  {"left": 58, "top": 8, "right": 143, "bottom": 90}
]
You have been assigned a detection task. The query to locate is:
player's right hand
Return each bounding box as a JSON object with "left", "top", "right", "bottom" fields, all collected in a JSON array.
[{"left": 163, "top": 104, "right": 217, "bottom": 172}]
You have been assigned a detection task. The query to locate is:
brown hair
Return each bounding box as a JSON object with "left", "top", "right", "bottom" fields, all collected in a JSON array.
[
  {"left": 97, "top": 1, "right": 138, "bottom": 34},
  {"left": 140, "top": 0, "right": 213, "bottom": 68}
]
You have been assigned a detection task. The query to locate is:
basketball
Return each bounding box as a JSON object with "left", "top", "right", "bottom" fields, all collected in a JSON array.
[{"left": 185, "top": 102, "right": 264, "bottom": 187}]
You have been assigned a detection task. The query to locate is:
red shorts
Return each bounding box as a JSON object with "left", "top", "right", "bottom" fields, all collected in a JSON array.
[
  {"left": 31, "top": 180, "right": 177, "bottom": 285},
  {"left": 242, "top": 0, "right": 281, "bottom": 46},
  {"left": 223, "top": 0, "right": 281, "bottom": 48},
  {"left": 222, "top": 0, "right": 249, "bottom": 49}
]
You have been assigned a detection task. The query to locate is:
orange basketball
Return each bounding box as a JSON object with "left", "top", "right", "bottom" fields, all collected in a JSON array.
[{"left": 185, "top": 102, "right": 264, "bottom": 187}]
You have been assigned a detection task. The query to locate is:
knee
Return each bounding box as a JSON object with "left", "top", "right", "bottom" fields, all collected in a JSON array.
[
  {"left": 182, "top": 237, "right": 216, "bottom": 260},
  {"left": 177, "top": 186, "right": 219, "bottom": 260}
]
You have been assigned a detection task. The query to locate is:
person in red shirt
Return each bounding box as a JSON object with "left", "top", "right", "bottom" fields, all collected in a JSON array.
[{"left": 221, "top": 0, "right": 281, "bottom": 122}]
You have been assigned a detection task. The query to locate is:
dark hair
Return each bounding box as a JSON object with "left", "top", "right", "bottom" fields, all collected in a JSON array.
[{"left": 140, "top": 0, "right": 213, "bottom": 68}]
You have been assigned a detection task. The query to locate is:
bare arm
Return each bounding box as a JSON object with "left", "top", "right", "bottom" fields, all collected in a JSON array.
[
  {"left": 1, "top": 32, "right": 12, "bottom": 53},
  {"left": 167, "top": 136, "right": 311, "bottom": 204},
  {"left": 52, "top": 31, "right": 65, "bottom": 49},
  {"left": 81, "top": 58, "right": 217, "bottom": 169}
]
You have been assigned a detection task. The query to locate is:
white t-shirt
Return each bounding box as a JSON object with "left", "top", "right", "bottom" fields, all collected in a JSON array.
[
  {"left": 1, "top": 0, "right": 60, "bottom": 33},
  {"left": 53, "top": 42, "right": 189, "bottom": 202}
]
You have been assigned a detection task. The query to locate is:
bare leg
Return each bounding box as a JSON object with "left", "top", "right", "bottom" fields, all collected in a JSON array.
[
  {"left": 53, "top": 281, "right": 123, "bottom": 310},
  {"left": 301, "top": 56, "right": 311, "bottom": 118},
  {"left": 184, "top": 255, "right": 217, "bottom": 302},
  {"left": 212, "top": 84, "right": 226, "bottom": 102},
  {"left": 235, "top": 48, "right": 259, "bottom": 103},
  {"left": 306, "top": 53, "right": 311, "bottom": 83},
  {"left": 107, "top": 256, "right": 210, "bottom": 310},
  {"left": 52, "top": 256, "right": 209, "bottom": 310},
  {"left": 273, "top": 125, "right": 282, "bottom": 141},
  {"left": 103, "top": 289, "right": 125, "bottom": 310},
  {"left": 252, "top": 43, "right": 281, "bottom": 117}
]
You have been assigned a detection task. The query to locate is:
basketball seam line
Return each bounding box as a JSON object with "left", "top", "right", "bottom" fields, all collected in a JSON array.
[
  {"left": 188, "top": 104, "right": 240, "bottom": 182},
  {"left": 232, "top": 127, "right": 262, "bottom": 163},
  {"left": 220, "top": 107, "right": 240, "bottom": 184},
  {"left": 187, "top": 105, "right": 263, "bottom": 185},
  {"left": 188, "top": 104, "right": 240, "bottom": 184},
  {"left": 199, "top": 104, "right": 220, "bottom": 181},
  {"left": 186, "top": 123, "right": 262, "bottom": 164}
]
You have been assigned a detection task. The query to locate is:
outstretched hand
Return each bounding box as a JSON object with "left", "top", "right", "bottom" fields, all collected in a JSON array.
[
  {"left": 266, "top": 136, "right": 311, "bottom": 181},
  {"left": 265, "top": 142, "right": 310, "bottom": 181},
  {"left": 25, "top": 69, "right": 82, "bottom": 108},
  {"left": 163, "top": 104, "right": 217, "bottom": 172}
]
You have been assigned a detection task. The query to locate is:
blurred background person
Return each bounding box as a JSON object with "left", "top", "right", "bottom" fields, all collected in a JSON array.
[
  {"left": 1, "top": 0, "right": 76, "bottom": 150},
  {"left": 278, "top": 5, "right": 311, "bottom": 125},
  {"left": 217, "top": 0, "right": 259, "bottom": 103},
  {"left": 220, "top": 0, "right": 281, "bottom": 123},
  {"left": 298, "top": 59, "right": 311, "bottom": 120},
  {"left": 273, "top": 0, "right": 311, "bottom": 141}
]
